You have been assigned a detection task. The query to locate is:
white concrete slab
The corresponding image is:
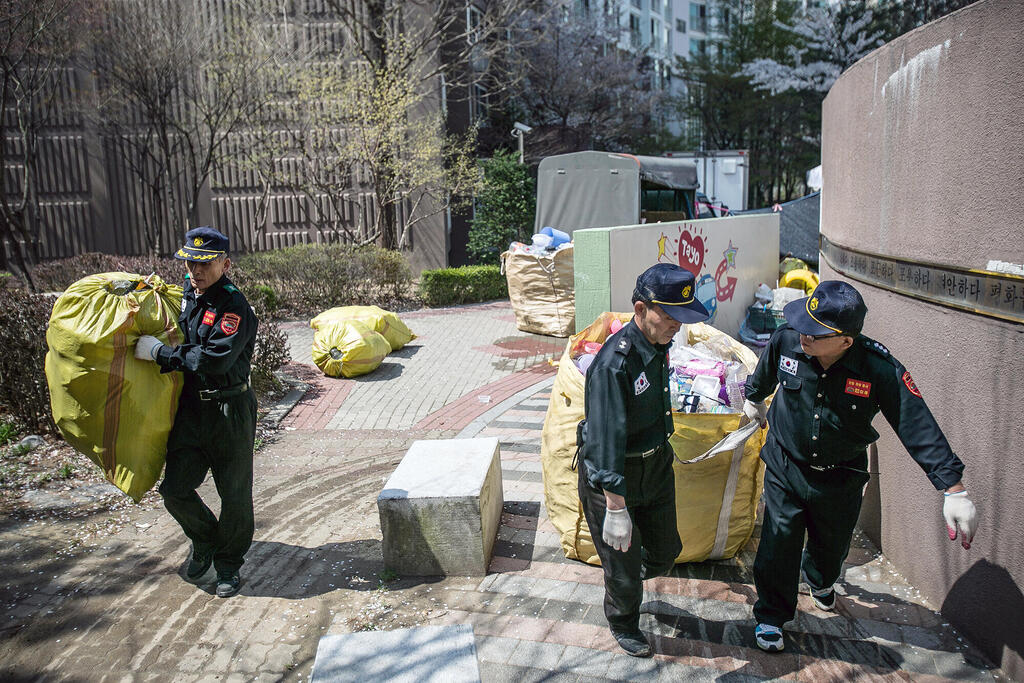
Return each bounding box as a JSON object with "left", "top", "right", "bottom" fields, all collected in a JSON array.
[{"left": 310, "top": 624, "right": 480, "bottom": 683}]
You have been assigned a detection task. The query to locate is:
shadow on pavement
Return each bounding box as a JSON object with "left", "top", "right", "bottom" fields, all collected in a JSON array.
[{"left": 237, "top": 539, "right": 443, "bottom": 599}]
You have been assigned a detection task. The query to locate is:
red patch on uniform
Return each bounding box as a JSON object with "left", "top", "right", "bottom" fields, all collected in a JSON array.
[
  {"left": 845, "top": 378, "right": 871, "bottom": 397},
  {"left": 902, "top": 371, "right": 922, "bottom": 398},
  {"left": 220, "top": 312, "right": 241, "bottom": 336},
  {"left": 201, "top": 310, "right": 216, "bottom": 326}
]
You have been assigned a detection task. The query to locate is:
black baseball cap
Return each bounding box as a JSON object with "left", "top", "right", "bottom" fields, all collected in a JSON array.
[
  {"left": 634, "top": 263, "right": 710, "bottom": 324},
  {"left": 783, "top": 280, "right": 867, "bottom": 337},
  {"left": 174, "top": 226, "right": 229, "bottom": 262}
]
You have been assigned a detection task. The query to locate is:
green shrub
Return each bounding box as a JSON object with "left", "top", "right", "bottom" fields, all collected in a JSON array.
[
  {"left": 250, "top": 284, "right": 280, "bottom": 314},
  {"left": 29, "top": 253, "right": 184, "bottom": 292},
  {"left": 467, "top": 150, "right": 536, "bottom": 265},
  {"left": 0, "top": 418, "right": 18, "bottom": 445},
  {"left": 418, "top": 265, "right": 508, "bottom": 307},
  {"left": 233, "top": 243, "right": 414, "bottom": 316},
  {"left": 250, "top": 298, "right": 291, "bottom": 394},
  {"left": 0, "top": 290, "right": 56, "bottom": 434}
]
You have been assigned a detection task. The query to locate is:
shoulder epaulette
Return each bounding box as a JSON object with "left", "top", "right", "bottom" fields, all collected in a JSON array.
[
  {"left": 862, "top": 337, "right": 892, "bottom": 359},
  {"left": 224, "top": 284, "right": 239, "bottom": 294},
  {"left": 612, "top": 336, "right": 631, "bottom": 355}
]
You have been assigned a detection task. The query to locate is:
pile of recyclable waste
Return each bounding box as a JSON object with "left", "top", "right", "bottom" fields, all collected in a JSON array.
[
  {"left": 739, "top": 257, "right": 819, "bottom": 347},
  {"left": 502, "top": 226, "right": 575, "bottom": 337}
]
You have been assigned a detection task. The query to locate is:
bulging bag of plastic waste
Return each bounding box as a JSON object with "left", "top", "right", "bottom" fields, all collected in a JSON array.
[
  {"left": 541, "top": 312, "right": 767, "bottom": 565},
  {"left": 45, "top": 272, "right": 185, "bottom": 502},
  {"left": 310, "top": 305, "right": 415, "bottom": 352},
  {"left": 311, "top": 319, "right": 391, "bottom": 378},
  {"left": 500, "top": 244, "right": 575, "bottom": 337}
]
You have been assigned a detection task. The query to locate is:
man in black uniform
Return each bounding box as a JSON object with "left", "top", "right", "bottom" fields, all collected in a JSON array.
[
  {"left": 577, "top": 263, "right": 710, "bottom": 657},
  {"left": 135, "top": 227, "right": 259, "bottom": 598},
  {"left": 742, "top": 280, "right": 978, "bottom": 652}
]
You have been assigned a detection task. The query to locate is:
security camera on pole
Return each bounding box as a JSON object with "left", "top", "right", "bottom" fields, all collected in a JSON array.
[{"left": 511, "top": 121, "right": 532, "bottom": 164}]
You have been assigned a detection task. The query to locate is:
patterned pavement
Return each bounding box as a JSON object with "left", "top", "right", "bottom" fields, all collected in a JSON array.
[{"left": 281, "top": 301, "right": 1000, "bottom": 682}]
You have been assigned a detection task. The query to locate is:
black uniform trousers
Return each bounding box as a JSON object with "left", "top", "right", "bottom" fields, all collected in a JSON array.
[
  {"left": 753, "top": 435, "right": 870, "bottom": 627},
  {"left": 159, "top": 388, "right": 257, "bottom": 574},
  {"left": 578, "top": 445, "right": 681, "bottom": 633}
]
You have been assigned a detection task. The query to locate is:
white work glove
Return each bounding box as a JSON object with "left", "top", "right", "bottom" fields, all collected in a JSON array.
[
  {"left": 742, "top": 399, "right": 767, "bottom": 428},
  {"left": 135, "top": 335, "right": 164, "bottom": 362},
  {"left": 942, "top": 491, "right": 978, "bottom": 550},
  {"left": 603, "top": 507, "right": 633, "bottom": 552}
]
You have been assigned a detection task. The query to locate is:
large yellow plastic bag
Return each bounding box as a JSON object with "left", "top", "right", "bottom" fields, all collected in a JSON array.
[
  {"left": 540, "top": 312, "right": 767, "bottom": 565},
  {"left": 310, "top": 305, "right": 415, "bottom": 352},
  {"left": 45, "top": 272, "right": 184, "bottom": 502},
  {"left": 312, "top": 320, "right": 391, "bottom": 378}
]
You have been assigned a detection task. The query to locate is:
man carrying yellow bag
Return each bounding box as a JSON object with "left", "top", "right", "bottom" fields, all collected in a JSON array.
[
  {"left": 136, "top": 227, "right": 258, "bottom": 599},
  {"left": 577, "top": 263, "right": 710, "bottom": 657}
]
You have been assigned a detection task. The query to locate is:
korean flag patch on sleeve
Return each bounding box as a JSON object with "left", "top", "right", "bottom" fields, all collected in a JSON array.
[
  {"left": 634, "top": 371, "right": 650, "bottom": 395},
  {"left": 780, "top": 355, "right": 799, "bottom": 376}
]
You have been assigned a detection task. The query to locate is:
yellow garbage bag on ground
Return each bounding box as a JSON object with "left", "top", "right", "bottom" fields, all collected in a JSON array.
[
  {"left": 45, "top": 273, "right": 184, "bottom": 502},
  {"left": 541, "top": 312, "right": 767, "bottom": 565},
  {"left": 310, "top": 305, "right": 415, "bottom": 352},
  {"left": 501, "top": 245, "right": 575, "bottom": 337},
  {"left": 312, "top": 320, "right": 391, "bottom": 378}
]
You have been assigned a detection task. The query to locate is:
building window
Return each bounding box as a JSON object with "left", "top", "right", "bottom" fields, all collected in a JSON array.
[
  {"left": 650, "top": 0, "right": 660, "bottom": 14},
  {"left": 629, "top": 14, "right": 641, "bottom": 47},
  {"left": 470, "top": 83, "right": 489, "bottom": 123},
  {"left": 651, "top": 18, "right": 660, "bottom": 49},
  {"left": 575, "top": 0, "right": 591, "bottom": 17},
  {"left": 689, "top": 2, "right": 707, "bottom": 34},
  {"left": 676, "top": 18, "right": 686, "bottom": 32},
  {"left": 689, "top": 38, "right": 706, "bottom": 57},
  {"left": 466, "top": 5, "right": 482, "bottom": 42},
  {"left": 631, "top": 0, "right": 642, "bottom": 9}
]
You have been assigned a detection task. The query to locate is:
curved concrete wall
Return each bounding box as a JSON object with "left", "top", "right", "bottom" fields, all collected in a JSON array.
[{"left": 821, "top": 0, "right": 1024, "bottom": 677}]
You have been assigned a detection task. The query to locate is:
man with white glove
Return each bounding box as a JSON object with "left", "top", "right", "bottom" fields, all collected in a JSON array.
[
  {"left": 943, "top": 489, "right": 978, "bottom": 549},
  {"left": 576, "top": 264, "right": 711, "bottom": 657},
  {"left": 135, "top": 335, "right": 164, "bottom": 362},
  {"left": 742, "top": 399, "right": 767, "bottom": 429},
  {"left": 743, "top": 281, "right": 979, "bottom": 653}
]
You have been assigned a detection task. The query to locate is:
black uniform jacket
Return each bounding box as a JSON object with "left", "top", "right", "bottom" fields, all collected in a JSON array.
[
  {"left": 155, "top": 274, "right": 258, "bottom": 392},
  {"left": 745, "top": 324, "right": 963, "bottom": 490},
  {"left": 581, "top": 320, "right": 675, "bottom": 496}
]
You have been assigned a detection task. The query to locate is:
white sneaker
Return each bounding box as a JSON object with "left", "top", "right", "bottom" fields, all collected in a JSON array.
[
  {"left": 810, "top": 585, "right": 836, "bottom": 611},
  {"left": 754, "top": 623, "right": 785, "bottom": 652}
]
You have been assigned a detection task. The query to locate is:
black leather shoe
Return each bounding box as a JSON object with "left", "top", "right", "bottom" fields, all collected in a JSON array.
[
  {"left": 185, "top": 550, "right": 213, "bottom": 582},
  {"left": 639, "top": 564, "right": 671, "bottom": 581},
  {"left": 215, "top": 571, "right": 241, "bottom": 598},
  {"left": 611, "top": 630, "right": 652, "bottom": 657}
]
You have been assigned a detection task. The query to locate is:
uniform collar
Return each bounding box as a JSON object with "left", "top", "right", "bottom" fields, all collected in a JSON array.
[
  {"left": 785, "top": 326, "right": 866, "bottom": 373},
  {"left": 188, "top": 274, "right": 229, "bottom": 302},
  {"left": 836, "top": 335, "right": 868, "bottom": 373},
  {"left": 624, "top": 319, "right": 670, "bottom": 365}
]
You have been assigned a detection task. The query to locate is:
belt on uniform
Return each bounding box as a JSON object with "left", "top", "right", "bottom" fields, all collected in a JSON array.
[
  {"left": 197, "top": 381, "right": 250, "bottom": 401},
  {"left": 805, "top": 459, "right": 868, "bottom": 475},
  {"left": 625, "top": 443, "right": 664, "bottom": 459}
]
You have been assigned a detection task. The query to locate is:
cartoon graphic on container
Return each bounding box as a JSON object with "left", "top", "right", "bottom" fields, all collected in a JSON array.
[{"left": 696, "top": 274, "right": 718, "bottom": 324}]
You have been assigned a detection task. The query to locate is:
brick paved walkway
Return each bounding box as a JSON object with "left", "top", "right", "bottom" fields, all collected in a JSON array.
[
  {"left": 280, "top": 302, "right": 564, "bottom": 432},
  {"left": 283, "top": 301, "right": 998, "bottom": 681}
]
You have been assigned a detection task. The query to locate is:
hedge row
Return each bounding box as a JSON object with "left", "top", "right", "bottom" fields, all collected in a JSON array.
[{"left": 418, "top": 265, "right": 507, "bottom": 307}]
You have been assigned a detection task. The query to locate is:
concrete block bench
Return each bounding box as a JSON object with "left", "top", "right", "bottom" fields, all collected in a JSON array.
[{"left": 377, "top": 438, "right": 502, "bottom": 576}]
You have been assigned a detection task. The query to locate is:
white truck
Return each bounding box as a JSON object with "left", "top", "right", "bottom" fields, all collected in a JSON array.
[{"left": 663, "top": 149, "right": 750, "bottom": 214}]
